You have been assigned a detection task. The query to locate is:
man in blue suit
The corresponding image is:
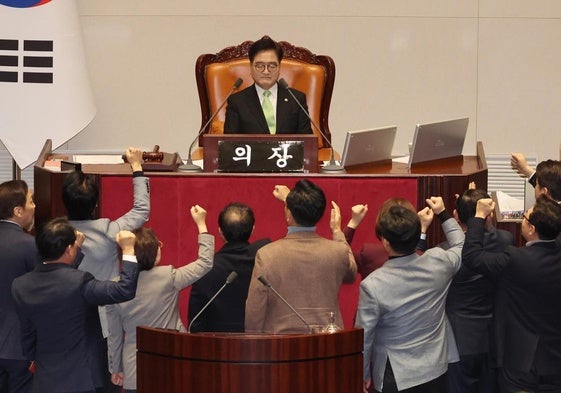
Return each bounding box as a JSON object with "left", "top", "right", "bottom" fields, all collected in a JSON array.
[
  {"left": 0, "top": 180, "right": 37, "bottom": 393},
  {"left": 11, "top": 218, "right": 140, "bottom": 393},
  {"left": 224, "top": 35, "right": 312, "bottom": 135}
]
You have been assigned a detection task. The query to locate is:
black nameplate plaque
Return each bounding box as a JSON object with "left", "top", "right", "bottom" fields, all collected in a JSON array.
[{"left": 217, "top": 140, "right": 305, "bottom": 172}]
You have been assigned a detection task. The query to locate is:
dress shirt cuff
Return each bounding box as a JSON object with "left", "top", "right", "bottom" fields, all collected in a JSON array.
[{"left": 122, "top": 255, "right": 138, "bottom": 263}]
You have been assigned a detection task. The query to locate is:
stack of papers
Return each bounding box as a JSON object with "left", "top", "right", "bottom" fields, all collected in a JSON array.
[{"left": 495, "top": 190, "right": 524, "bottom": 220}]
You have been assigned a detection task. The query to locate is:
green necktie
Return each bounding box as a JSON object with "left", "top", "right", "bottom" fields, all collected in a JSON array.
[{"left": 262, "top": 90, "right": 276, "bottom": 134}]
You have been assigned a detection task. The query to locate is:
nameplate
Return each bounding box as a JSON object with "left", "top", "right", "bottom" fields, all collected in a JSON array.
[{"left": 217, "top": 140, "right": 305, "bottom": 172}]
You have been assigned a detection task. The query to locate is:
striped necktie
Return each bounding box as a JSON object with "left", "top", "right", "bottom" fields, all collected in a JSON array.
[{"left": 262, "top": 90, "right": 276, "bottom": 134}]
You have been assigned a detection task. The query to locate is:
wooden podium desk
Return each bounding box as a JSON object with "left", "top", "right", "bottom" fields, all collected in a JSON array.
[
  {"left": 33, "top": 142, "right": 488, "bottom": 329},
  {"left": 136, "top": 326, "right": 363, "bottom": 393}
]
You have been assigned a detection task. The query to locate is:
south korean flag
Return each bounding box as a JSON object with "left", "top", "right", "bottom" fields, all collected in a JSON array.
[{"left": 0, "top": 0, "right": 96, "bottom": 169}]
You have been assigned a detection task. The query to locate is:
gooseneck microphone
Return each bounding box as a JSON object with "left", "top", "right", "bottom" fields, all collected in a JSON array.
[
  {"left": 178, "top": 78, "right": 243, "bottom": 172},
  {"left": 188, "top": 271, "right": 238, "bottom": 333},
  {"left": 257, "top": 275, "right": 311, "bottom": 333},
  {"left": 277, "top": 78, "right": 345, "bottom": 174}
]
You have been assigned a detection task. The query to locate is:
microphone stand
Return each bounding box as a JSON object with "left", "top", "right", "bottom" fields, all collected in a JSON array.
[
  {"left": 178, "top": 78, "right": 243, "bottom": 172},
  {"left": 258, "top": 276, "right": 311, "bottom": 333},
  {"left": 278, "top": 78, "right": 345, "bottom": 174},
  {"left": 188, "top": 271, "right": 238, "bottom": 333}
]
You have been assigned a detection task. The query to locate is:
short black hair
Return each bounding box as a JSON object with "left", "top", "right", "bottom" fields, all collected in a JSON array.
[
  {"left": 536, "top": 159, "right": 561, "bottom": 202},
  {"left": 218, "top": 202, "right": 255, "bottom": 243},
  {"left": 528, "top": 195, "right": 561, "bottom": 240},
  {"left": 375, "top": 205, "right": 421, "bottom": 255},
  {"left": 62, "top": 171, "right": 99, "bottom": 220},
  {"left": 456, "top": 188, "right": 490, "bottom": 224},
  {"left": 0, "top": 180, "right": 28, "bottom": 220},
  {"left": 286, "top": 179, "right": 326, "bottom": 227},
  {"left": 248, "top": 35, "right": 283, "bottom": 63},
  {"left": 36, "top": 217, "right": 76, "bottom": 261}
]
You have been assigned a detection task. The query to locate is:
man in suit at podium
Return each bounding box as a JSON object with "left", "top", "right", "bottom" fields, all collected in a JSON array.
[
  {"left": 188, "top": 202, "right": 270, "bottom": 332},
  {"left": 223, "top": 35, "right": 312, "bottom": 135},
  {"left": 245, "top": 180, "right": 356, "bottom": 334}
]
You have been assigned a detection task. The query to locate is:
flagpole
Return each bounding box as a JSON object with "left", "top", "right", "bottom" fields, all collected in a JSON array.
[{"left": 12, "top": 159, "right": 21, "bottom": 180}]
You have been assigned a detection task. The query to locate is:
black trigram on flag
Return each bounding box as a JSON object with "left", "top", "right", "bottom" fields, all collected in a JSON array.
[{"left": 0, "top": 38, "right": 53, "bottom": 83}]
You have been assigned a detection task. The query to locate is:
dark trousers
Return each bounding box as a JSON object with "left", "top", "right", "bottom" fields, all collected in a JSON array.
[
  {"left": 0, "top": 359, "right": 32, "bottom": 393},
  {"left": 498, "top": 367, "right": 561, "bottom": 393},
  {"left": 377, "top": 361, "right": 448, "bottom": 393},
  {"left": 447, "top": 353, "right": 497, "bottom": 393}
]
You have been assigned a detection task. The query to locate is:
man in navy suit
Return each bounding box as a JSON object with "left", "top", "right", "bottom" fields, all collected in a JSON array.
[
  {"left": 445, "top": 188, "right": 514, "bottom": 393},
  {"left": 463, "top": 196, "right": 561, "bottom": 393},
  {"left": 223, "top": 35, "right": 312, "bottom": 135},
  {"left": 11, "top": 218, "right": 140, "bottom": 393},
  {"left": 0, "top": 180, "right": 37, "bottom": 393}
]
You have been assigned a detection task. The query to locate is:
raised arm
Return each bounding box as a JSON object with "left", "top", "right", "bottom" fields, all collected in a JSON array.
[
  {"left": 426, "top": 196, "right": 464, "bottom": 269},
  {"left": 81, "top": 230, "right": 139, "bottom": 305},
  {"left": 331, "top": 201, "right": 358, "bottom": 283},
  {"left": 107, "top": 147, "right": 150, "bottom": 236},
  {"left": 172, "top": 205, "right": 214, "bottom": 290},
  {"left": 343, "top": 204, "right": 368, "bottom": 245},
  {"left": 462, "top": 198, "right": 510, "bottom": 278}
]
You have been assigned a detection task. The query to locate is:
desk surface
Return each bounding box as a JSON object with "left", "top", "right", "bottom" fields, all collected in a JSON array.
[{"left": 80, "top": 155, "right": 482, "bottom": 177}]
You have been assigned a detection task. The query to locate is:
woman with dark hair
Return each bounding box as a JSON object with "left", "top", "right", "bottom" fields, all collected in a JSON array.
[{"left": 106, "top": 205, "right": 214, "bottom": 393}]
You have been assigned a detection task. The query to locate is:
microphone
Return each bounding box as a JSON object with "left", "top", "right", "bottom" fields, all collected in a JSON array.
[
  {"left": 278, "top": 78, "right": 345, "bottom": 174},
  {"left": 257, "top": 275, "right": 311, "bottom": 333},
  {"left": 178, "top": 78, "right": 243, "bottom": 172},
  {"left": 188, "top": 271, "right": 238, "bottom": 333}
]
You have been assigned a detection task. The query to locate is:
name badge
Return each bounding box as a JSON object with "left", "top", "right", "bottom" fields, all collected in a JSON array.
[{"left": 218, "top": 140, "right": 305, "bottom": 172}]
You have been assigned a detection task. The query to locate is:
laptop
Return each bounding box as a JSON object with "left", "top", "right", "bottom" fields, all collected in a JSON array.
[
  {"left": 340, "top": 126, "right": 397, "bottom": 167},
  {"left": 407, "top": 117, "right": 469, "bottom": 167}
]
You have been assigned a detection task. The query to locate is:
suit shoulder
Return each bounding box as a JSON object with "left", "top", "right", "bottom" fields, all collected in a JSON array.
[{"left": 230, "top": 86, "right": 255, "bottom": 100}]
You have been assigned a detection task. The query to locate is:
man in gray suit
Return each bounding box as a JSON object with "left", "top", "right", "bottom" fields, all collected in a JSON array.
[
  {"left": 62, "top": 147, "right": 149, "bottom": 393},
  {"left": 356, "top": 196, "right": 463, "bottom": 393},
  {"left": 245, "top": 179, "right": 356, "bottom": 334}
]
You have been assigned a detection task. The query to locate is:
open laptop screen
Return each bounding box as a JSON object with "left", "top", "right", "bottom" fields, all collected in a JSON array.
[
  {"left": 341, "top": 126, "right": 397, "bottom": 167},
  {"left": 408, "top": 117, "right": 469, "bottom": 167}
]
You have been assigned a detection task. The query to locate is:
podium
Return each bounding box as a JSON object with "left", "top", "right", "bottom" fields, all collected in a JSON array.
[{"left": 136, "top": 326, "right": 363, "bottom": 393}]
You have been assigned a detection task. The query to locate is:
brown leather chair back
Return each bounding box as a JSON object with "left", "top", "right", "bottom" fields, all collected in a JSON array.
[{"left": 196, "top": 40, "right": 335, "bottom": 149}]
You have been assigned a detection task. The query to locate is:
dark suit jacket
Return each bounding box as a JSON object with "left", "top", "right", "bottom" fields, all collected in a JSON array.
[
  {"left": 223, "top": 83, "right": 312, "bottom": 135},
  {"left": 11, "top": 260, "right": 139, "bottom": 393},
  {"left": 445, "top": 226, "right": 514, "bottom": 356},
  {"left": 0, "top": 221, "right": 40, "bottom": 361},
  {"left": 188, "top": 238, "right": 270, "bottom": 332},
  {"left": 463, "top": 217, "right": 561, "bottom": 375}
]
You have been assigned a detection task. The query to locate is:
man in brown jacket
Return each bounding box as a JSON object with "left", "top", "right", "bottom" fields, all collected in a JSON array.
[{"left": 245, "top": 179, "right": 356, "bottom": 334}]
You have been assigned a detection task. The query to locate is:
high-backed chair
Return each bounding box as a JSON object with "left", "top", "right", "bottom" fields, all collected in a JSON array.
[{"left": 194, "top": 39, "right": 335, "bottom": 159}]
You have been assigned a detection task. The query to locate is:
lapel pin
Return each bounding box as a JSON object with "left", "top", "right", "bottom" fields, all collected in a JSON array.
[{"left": 284, "top": 98, "right": 288, "bottom": 102}]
